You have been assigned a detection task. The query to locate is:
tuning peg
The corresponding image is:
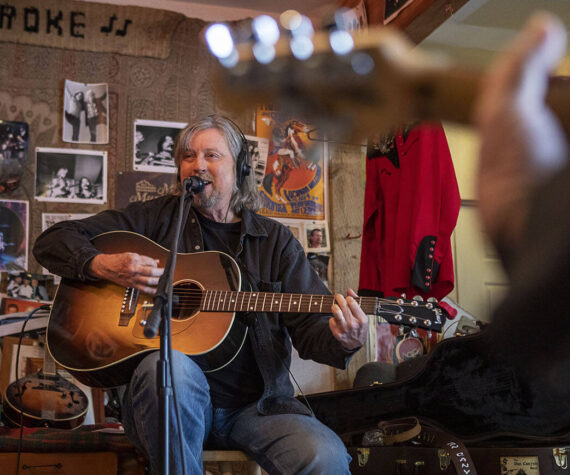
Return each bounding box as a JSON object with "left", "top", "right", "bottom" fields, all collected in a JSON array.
[
  {"left": 400, "top": 293, "right": 407, "bottom": 299},
  {"left": 411, "top": 329, "right": 419, "bottom": 338},
  {"left": 427, "top": 297, "right": 438, "bottom": 303},
  {"left": 413, "top": 295, "right": 424, "bottom": 301}
]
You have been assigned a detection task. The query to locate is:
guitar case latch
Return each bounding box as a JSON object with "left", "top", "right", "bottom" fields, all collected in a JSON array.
[
  {"left": 553, "top": 447, "right": 568, "bottom": 469},
  {"left": 438, "top": 448, "right": 451, "bottom": 470}
]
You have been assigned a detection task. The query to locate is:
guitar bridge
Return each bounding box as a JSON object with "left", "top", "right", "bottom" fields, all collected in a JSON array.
[{"left": 119, "top": 287, "right": 139, "bottom": 326}]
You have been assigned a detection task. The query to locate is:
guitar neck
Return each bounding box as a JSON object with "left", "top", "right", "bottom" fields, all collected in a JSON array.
[
  {"left": 43, "top": 345, "right": 57, "bottom": 377},
  {"left": 200, "top": 291, "right": 443, "bottom": 332},
  {"left": 202, "top": 290, "right": 353, "bottom": 314},
  {"left": 215, "top": 26, "right": 570, "bottom": 137}
]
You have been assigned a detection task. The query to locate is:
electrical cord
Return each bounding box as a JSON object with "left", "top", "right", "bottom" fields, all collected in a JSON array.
[{"left": 11, "top": 304, "right": 51, "bottom": 475}]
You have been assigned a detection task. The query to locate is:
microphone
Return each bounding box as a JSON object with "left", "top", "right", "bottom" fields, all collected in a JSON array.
[{"left": 183, "top": 176, "right": 207, "bottom": 194}]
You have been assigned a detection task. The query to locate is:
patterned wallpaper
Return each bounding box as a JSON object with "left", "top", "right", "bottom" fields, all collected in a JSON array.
[{"left": 0, "top": 7, "right": 251, "bottom": 273}]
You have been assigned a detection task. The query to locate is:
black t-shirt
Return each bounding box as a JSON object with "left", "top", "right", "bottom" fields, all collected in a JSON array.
[{"left": 196, "top": 211, "right": 264, "bottom": 408}]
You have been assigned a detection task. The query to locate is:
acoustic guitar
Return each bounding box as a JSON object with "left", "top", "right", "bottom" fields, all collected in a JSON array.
[
  {"left": 212, "top": 24, "right": 570, "bottom": 137},
  {"left": 46, "top": 230, "right": 448, "bottom": 389},
  {"left": 2, "top": 342, "right": 88, "bottom": 429}
]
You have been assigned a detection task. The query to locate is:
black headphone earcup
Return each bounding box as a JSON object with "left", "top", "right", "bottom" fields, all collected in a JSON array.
[{"left": 236, "top": 137, "right": 251, "bottom": 188}]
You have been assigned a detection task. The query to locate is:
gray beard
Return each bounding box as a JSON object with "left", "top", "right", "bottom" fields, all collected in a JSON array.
[{"left": 194, "top": 189, "right": 220, "bottom": 210}]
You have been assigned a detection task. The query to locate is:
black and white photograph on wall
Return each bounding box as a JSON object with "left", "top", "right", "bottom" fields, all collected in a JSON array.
[
  {"left": 63, "top": 80, "right": 109, "bottom": 144},
  {"left": 307, "top": 253, "right": 330, "bottom": 287},
  {"left": 245, "top": 135, "right": 269, "bottom": 188},
  {"left": 305, "top": 220, "right": 330, "bottom": 253},
  {"left": 35, "top": 148, "right": 107, "bottom": 204},
  {"left": 0, "top": 120, "right": 29, "bottom": 194},
  {"left": 0, "top": 199, "right": 28, "bottom": 271},
  {"left": 133, "top": 119, "right": 187, "bottom": 174}
]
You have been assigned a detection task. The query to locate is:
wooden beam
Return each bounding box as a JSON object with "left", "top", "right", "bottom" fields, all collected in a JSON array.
[
  {"left": 402, "top": 0, "right": 471, "bottom": 44},
  {"left": 341, "top": 0, "right": 471, "bottom": 44}
]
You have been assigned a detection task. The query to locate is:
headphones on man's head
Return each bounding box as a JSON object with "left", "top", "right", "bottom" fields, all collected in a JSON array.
[{"left": 225, "top": 117, "right": 252, "bottom": 189}]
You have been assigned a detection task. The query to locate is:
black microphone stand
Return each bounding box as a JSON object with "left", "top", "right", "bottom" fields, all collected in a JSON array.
[{"left": 143, "top": 178, "right": 203, "bottom": 475}]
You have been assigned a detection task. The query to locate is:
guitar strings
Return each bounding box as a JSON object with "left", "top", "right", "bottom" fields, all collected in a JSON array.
[
  {"left": 159, "top": 290, "right": 442, "bottom": 322},
  {"left": 169, "top": 288, "right": 439, "bottom": 307}
]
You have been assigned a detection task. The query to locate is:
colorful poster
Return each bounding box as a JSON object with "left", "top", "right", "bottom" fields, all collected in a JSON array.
[{"left": 256, "top": 107, "right": 326, "bottom": 220}]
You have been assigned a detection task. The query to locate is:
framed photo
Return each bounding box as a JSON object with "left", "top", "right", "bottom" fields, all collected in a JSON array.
[
  {"left": 305, "top": 220, "right": 330, "bottom": 253},
  {"left": 0, "top": 120, "right": 29, "bottom": 193},
  {"left": 133, "top": 119, "right": 187, "bottom": 174},
  {"left": 0, "top": 199, "right": 28, "bottom": 271},
  {"left": 0, "top": 296, "right": 47, "bottom": 314},
  {"left": 384, "top": 0, "right": 415, "bottom": 24},
  {"left": 2, "top": 271, "right": 55, "bottom": 301},
  {"left": 63, "top": 80, "right": 109, "bottom": 144},
  {"left": 245, "top": 135, "right": 270, "bottom": 188},
  {"left": 35, "top": 147, "right": 107, "bottom": 204}
]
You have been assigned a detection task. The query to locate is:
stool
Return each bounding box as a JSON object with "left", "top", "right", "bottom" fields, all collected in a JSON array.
[{"left": 203, "top": 450, "right": 262, "bottom": 475}]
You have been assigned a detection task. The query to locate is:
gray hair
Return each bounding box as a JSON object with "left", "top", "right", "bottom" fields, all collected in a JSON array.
[{"left": 174, "top": 115, "right": 261, "bottom": 212}]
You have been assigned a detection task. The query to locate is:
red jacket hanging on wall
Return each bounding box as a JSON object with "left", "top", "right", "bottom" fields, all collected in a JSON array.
[{"left": 359, "top": 122, "right": 461, "bottom": 300}]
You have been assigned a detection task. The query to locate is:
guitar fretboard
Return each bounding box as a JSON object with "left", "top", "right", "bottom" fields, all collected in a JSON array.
[
  {"left": 201, "top": 290, "right": 374, "bottom": 314},
  {"left": 196, "top": 290, "right": 443, "bottom": 331}
]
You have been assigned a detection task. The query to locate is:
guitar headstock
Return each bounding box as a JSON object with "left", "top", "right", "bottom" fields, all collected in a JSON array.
[
  {"left": 375, "top": 296, "right": 448, "bottom": 333},
  {"left": 206, "top": 16, "right": 480, "bottom": 139}
]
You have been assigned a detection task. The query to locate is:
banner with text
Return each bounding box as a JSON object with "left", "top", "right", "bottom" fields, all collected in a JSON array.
[{"left": 0, "top": 0, "right": 185, "bottom": 59}]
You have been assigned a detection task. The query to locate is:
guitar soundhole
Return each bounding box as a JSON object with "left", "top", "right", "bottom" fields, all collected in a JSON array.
[{"left": 172, "top": 281, "right": 202, "bottom": 320}]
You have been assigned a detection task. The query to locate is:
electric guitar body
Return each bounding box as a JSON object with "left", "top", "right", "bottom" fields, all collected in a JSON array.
[{"left": 2, "top": 351, "right": 88, "bottom": 429}]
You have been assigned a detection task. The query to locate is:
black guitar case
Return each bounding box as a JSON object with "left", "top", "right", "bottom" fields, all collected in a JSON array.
[
  {"left": 301, "top": 327, "right": 570, "bottom": 441},
  {"left": 348, "top": 444, "right": 570, "bottom": 474}
]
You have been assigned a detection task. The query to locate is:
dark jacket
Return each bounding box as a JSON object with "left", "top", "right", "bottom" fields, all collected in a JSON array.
[{"left": 33, "top": 195, "right": 356, "bottom": 415}]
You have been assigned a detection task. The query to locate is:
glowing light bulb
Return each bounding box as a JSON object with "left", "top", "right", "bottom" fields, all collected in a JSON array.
[
  {"left": 205, "top": 23, "right": 234, "bottom": 59},
  {"left": 329, "top": 30, "right": 354, "bottom": 55},
  {"left": 351, "top": 52, "right": 375, "bottom": 75},
  {"left": 252, "top": 15, "right": 280, "bottom": 45},
  {"left": 290, "top": 36, "right": 314, "bottom": 60}
]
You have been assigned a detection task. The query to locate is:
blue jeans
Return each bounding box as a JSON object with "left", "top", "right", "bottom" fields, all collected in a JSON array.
[{"left": 122, "top": 351, "right": 351, "bottom": 475}]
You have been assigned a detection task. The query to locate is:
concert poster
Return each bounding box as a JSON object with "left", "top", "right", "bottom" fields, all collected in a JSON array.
[
  {"left": 115, "top": 171, "right": 178, "bottom": 209},
  {"left": 255, "top": 107, "right": 326, "bottom": 221},
  {"left": 0, "top": 199, "right": 28, "bottom": 271},
  {"left": 35, "top": 148, "right": 107, "bottom": 204}
]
